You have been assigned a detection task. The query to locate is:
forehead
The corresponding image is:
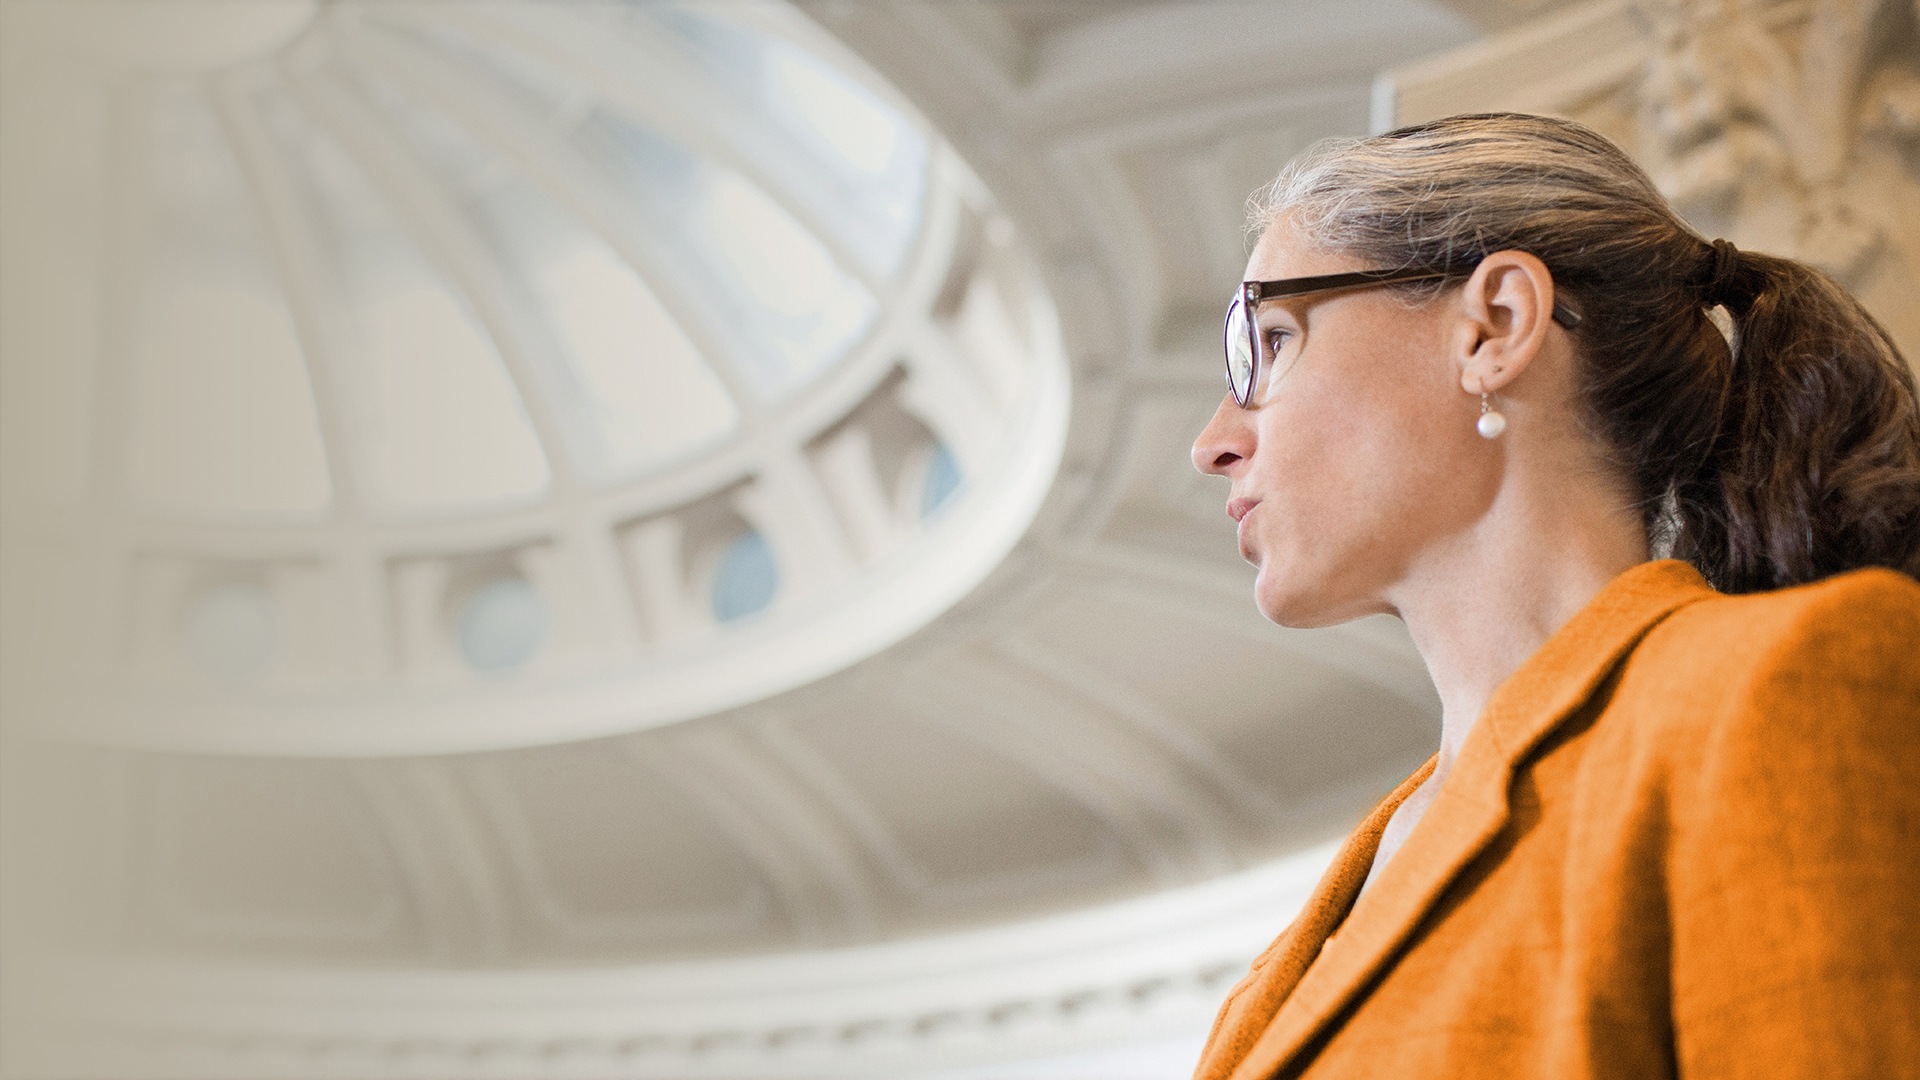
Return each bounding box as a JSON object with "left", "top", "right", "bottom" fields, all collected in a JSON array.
[{"left": 1244, "top": 216, "right": 1364, "bottom": 282}]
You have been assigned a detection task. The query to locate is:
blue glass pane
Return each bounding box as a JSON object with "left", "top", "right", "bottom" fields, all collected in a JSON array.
[
  {"left": 642, "top": 5, "right": 761, "bottom": 84},
  {"left": 576, "top": 110, "right": 702, "bottom": 212},
  {"left": 712, "top": 531, "right": 779, "bottom": 622},
  {"left": 459, "top": 578, "right": 548, "bottom": 671},
  {"left": 920, "top": 443, "right": 963, "bottom": 519},
  {"left": 182, "top": 583, "right": 280, "bottom": 682}
]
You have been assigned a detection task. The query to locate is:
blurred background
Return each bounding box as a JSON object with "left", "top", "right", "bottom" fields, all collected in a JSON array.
[{"left": 1, "top": 0, "right": 1914, "bottom": 1077}]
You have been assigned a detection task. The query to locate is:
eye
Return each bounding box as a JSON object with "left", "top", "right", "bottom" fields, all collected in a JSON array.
[{"left": 1262, "top": 327, "right": 1293, "bottom": 354}]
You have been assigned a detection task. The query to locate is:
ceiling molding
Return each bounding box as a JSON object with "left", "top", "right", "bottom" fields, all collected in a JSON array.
[{"left": 19, "top": 841, "right": 1339, "bottom": 1079}]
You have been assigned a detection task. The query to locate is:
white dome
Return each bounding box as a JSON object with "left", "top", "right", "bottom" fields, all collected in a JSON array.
[{"left": 2, "top": 0, "right": 1069, "bottom": 755}]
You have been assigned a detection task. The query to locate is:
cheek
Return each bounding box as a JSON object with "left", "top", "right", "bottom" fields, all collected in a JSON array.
[
  {"left": 1259, "top": 352, "right": 1408, "bottom": 478},
  {"left": 1253, "top": 338, "right": 1472, "bottom": 550},
  {"left": 1240, "top": 383, "right": 1374, "bottom": 562}
]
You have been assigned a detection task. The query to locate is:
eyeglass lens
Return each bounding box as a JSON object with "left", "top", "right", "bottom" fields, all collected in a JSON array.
[{"left": 1224, "top": 296, "right": 1256, "bottom": 405}]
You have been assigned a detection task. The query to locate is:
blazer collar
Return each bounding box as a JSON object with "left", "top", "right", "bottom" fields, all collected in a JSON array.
[{"left": 1226, "top": 560, "right": 1715, "bottom": 1080}]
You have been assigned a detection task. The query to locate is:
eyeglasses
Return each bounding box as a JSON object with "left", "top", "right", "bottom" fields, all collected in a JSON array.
[{"left": 1222, "top": 266, "right": 1583, "bottom": 407}]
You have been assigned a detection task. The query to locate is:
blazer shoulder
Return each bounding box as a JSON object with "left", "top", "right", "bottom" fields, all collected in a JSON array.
[
  {"left": 1652, "top": 565, "right": 1920, "bottom": 661},
  {"left": 1621, "top": 568, "right": 1920, "bottom": 743}
]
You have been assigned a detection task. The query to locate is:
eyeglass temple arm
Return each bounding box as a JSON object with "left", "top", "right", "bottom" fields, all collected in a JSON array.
[{"left": 1244, "top": 269, "right": 1582, "bottom": 329}]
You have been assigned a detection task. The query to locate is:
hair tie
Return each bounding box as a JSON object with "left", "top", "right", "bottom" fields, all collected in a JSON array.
[{"left": 1703, "top": 238, "right": 1742, "bottom": 306}]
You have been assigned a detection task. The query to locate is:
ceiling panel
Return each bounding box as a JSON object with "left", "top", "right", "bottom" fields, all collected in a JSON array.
[{"left": 473, "top": 745, "right": 777, "bottom": 952}]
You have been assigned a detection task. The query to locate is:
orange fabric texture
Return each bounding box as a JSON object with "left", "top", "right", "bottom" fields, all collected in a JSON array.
[{"left": 1194, "top": 560, "right": 1920, "bottom": 1080}]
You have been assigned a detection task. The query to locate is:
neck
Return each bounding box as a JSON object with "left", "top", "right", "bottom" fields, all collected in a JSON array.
[{"left": 1388, "top": 483, "right": 1648, "bottom": 778}]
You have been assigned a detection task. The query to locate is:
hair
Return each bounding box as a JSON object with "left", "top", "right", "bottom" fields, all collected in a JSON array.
[{"left": 1251, "top": 111, "right": 1920, "bottom": 594}]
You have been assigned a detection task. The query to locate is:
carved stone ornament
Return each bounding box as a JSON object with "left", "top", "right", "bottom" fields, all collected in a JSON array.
[{"left": 1380, "top": 0, "right": 1920, "bottom": 364}]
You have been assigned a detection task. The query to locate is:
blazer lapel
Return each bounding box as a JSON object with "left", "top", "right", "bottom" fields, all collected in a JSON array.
[
  {"left": 1227, "top": 561, "right": 1716, "bottom": 1080},
  {"left": 1193, "top": 759, "right": 1433, "bottom": 1080}
]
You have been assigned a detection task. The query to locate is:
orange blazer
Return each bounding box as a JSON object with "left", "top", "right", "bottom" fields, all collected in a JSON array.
[{"left": 1194, "top": 560, "right": 1920, "bottom": 1080}]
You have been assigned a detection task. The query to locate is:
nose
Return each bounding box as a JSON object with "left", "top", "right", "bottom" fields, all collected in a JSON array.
[{"left": 1191, "top": 394, "right": 1253, "bottom": 476}]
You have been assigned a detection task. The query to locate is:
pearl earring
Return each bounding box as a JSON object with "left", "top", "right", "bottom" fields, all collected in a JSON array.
[{"left": 1477, "top": 392, "right": 1507, "bottom": 439}]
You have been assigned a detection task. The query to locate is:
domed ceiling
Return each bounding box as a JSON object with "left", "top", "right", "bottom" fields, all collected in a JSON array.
[
  {"left": 0, "top": 0, "right": 1515, "bottom": 1076},
  {"left": 3, "top": 0, "right": 1072, "bottom": 755}
]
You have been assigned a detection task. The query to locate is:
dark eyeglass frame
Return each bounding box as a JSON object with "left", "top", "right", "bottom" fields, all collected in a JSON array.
[{"left": 1222, "top": 266, "right": 1583, "bottom": 407}]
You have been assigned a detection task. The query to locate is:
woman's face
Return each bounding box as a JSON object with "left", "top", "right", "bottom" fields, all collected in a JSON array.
[{"left": 1191, "top": 218, "right": 1501, "bottom": 627}]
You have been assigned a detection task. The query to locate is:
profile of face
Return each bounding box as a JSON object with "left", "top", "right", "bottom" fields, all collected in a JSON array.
[{"left": 1191, "top": 218, "right": 1548, "bottom": 628}]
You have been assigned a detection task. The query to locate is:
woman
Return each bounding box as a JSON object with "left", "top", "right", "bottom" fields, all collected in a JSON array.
[{"left": 1188, "top": 113, "right": 1920, "bottom": 1079}]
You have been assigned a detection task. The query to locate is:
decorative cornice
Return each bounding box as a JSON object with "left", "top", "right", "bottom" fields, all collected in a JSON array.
[{"left": 15, "top": 843, "right": 1337, "bottom": 1078}]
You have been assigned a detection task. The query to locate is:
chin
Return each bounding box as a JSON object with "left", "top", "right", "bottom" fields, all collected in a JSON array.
[
  {"left": 1252, "top": 560, "right": 1372, "bottom": 629},
  {"left": 1252, "top": 565, "right": 1326, "bottom": 629}
]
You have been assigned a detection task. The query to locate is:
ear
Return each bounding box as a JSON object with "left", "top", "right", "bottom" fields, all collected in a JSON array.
[{"left": 1453, "top": 250, "right": 1556, "bottom": 397}]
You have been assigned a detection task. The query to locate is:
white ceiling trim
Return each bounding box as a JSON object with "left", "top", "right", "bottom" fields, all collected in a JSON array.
[{"left": 19, "top": 839, "right": 1337, "bottom": 1079}]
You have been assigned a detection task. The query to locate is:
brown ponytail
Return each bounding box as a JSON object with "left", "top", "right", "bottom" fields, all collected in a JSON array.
[
  {"left": 1253, "top": 112, "right": 1920, "bottom": 593},
  {"left": 1672, "top": 248, "right": 1920, "bottom": 592}
]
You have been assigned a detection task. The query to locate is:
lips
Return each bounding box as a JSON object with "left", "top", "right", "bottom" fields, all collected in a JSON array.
[{"left": 1227, "top": 497, "right": 1260, "bottom": 523}]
